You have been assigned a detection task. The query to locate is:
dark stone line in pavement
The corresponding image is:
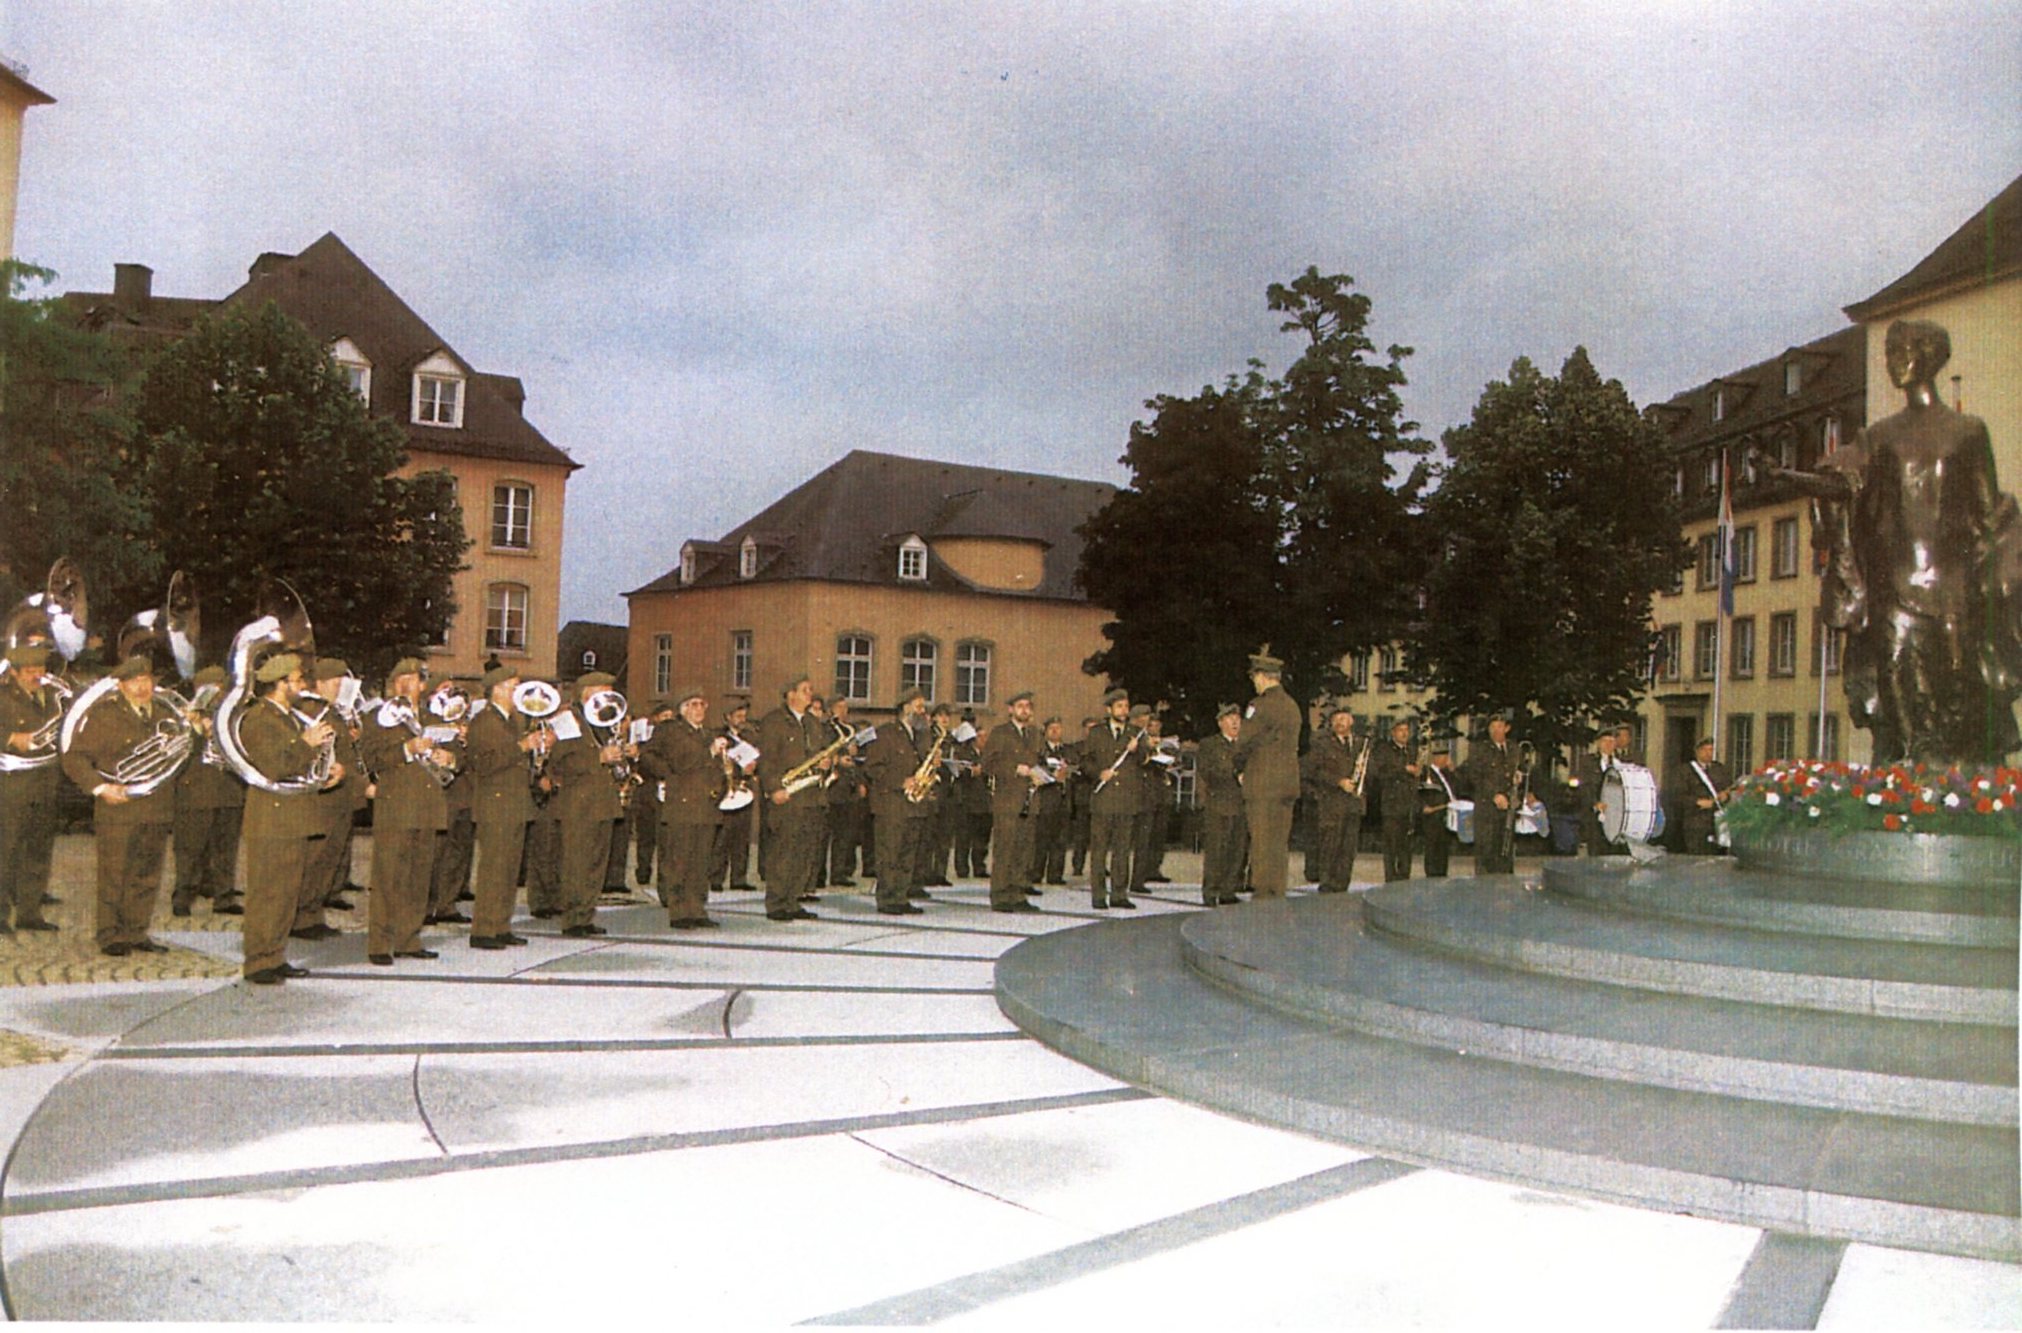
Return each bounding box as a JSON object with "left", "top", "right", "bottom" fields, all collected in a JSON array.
[
  {"left": 800, "top": 1156, "right": 1420, "bottom": 1326},
  {"left": 530, "top": 934, "right": 1006, "bottom": 963},
  {"left": 1714, "top": 1233, "right": 1847, "bottom": 1329},
  {"left": 2, "top": 1087, "right": 1152, "bottom": 1218},
  {"left": 186, "top": 972, "right": 997, "bottom": 996},
  {"left": 95, "top": 1031, "right": 1031, "bottom": 1061}
]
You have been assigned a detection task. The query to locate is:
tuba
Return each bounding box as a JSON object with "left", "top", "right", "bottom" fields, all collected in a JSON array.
[
  {"left": 0, "top": 557, "right": 89, "bottom": 773},
  {"left": 212, "top": 579, "right": 339, "bottom": 795},
  {"left": 57, "top": 571, "right": 202, "bottom": 797}
]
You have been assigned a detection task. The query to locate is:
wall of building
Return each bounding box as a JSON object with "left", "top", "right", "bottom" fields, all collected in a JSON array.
[
  {"left": 404, "top": 450, "right": 570, "bottom": 682},
  {"left": 628, "top": 581, "right": 1113, "bottom": 725},
  {"left": 930, "top": 537, "right": 1048, "bottom": 592},
  {"left": 0, "top": 84, "right": 31, "bottom": 260},
  {"left": 1859, "top": 279, "right": 2022, "bottom": 480}
]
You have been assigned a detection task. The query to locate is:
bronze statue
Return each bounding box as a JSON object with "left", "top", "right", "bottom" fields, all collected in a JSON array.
[{"left": 1772, "top": 320, "right": 2022, "bottom": 765}]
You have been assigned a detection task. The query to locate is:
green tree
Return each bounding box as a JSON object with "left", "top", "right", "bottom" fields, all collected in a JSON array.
[
  {"left": 1077, "top": 268, "right": 1428, "bottom": 734},
  {"left": 131, "top": 302, "right": 468, "bottom": 680},
  {"left": 1407, "top": 348, "right": 1687, "bottom": 754},
  {"left": 0, "top": 261, "right": 160, "bottom": 616}
]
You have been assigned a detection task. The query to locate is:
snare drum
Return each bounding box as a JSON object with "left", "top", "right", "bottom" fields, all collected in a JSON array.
[
  {"left": 1600, "top": 763, "right": 1666, "bottom": 844},
  {"left": 1444, "top": 798, "right": 1477, "bottom": 845}
]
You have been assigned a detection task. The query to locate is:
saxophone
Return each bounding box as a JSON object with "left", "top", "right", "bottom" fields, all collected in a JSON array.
[
  {"left": 903, "top": 725, "right": 948, "bottom": 803},
  {"left": 781, "top": 727, "right": 855, "bottom": 796}
]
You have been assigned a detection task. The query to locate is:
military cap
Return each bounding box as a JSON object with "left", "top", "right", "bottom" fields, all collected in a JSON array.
[
  {"left": 675, "top": 685, "right": 709, "bottom": 706},
  {"left": 1006, "top": 690, "right": 1035, "bottom": 707},
  {"left": 578, "top": 671, "right": 617, "bottom": 688},
  {"left": 1696, "top": 737, "right": 1716, "bottom": 750},
  {"left": 110, "top": 654, "right": 156, "bottom": 681},
  {"left": 1430, "top": 745, "right": 1452, "bottom": 757},
  {"left": 191, "top": 665, "right": 229, "bottom": 688},
  {"left": 929, "top": 700, "right": 954, "bottom": 716},
  {"left": 480, "top": 664, "right": 518, "bottom": 691},
  {"left": 1101, "top": 687, "right": 1128, "bottom": 705},
  {"left": 1129, "top": 702, "right": 1151, "bottom": 719},
  {"left": 1247, "top": 644, "right": 1284, "bottom": 673},
  {"left": 1216, "top": 702, "right": 1241, "bottom": 720},
  {"left": 1043, "top": 715, "right": 1063, "bottom": 727},
  {"left": 722, "top": 694, "right": 751, "bottom": 713},
  {"left": 312, "top": 657, "right": 352, "bottom": 682},
  {"left": 780, "top": 674, "right": 813, "bottom": 697},
  {"left": 3, "top": 644, "right": 51, "bottom": 670},
  {"left": 895, "top": 686, "right": 926, "bottom": 709},
  {"left": 387, "top": 657, "right": 427, "bottom": 684},
  {"left": 254, "top": 652, "right": 301, "bottom": 684}
]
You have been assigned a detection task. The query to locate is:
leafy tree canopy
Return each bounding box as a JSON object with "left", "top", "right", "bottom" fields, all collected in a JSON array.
[
  {"left": 1078, "top": 267, "right": 1429, "bottom": 735},
  {"left": 1406, "top": 347, "right": 1687, "bottom": 754}
]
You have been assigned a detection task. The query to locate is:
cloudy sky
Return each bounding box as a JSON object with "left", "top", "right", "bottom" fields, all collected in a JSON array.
[{"left": 5, "top": 2, "right": 2019, "bottom": 625}]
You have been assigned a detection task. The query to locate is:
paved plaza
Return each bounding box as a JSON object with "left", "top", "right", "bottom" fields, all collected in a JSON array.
[{"left": 0, "top": 835, "right": 2013, "bottom": 1326}]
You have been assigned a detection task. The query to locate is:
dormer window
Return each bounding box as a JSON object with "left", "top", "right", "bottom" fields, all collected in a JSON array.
[
  {"left": 679, "top": 543, "right": 697, "bottom": 586},
  {"left": 1712, "top": 388, "right": 1726, "bottom": 423},
  {"left": 330, "top": 337, "right": 371, "bottom": 401},
  {"left": 898, "top": 536, "right": 927, "bottom": 582},
  {"left": 411, "top": 351, "right": 465, "bottom": 428},
  {"left": 1784, "top": 361, "right": 1803, "bottom": 397},
  {"left": 581, "top": 649, "right": 598, "bottom": 670},
  {"left": 739, "top": 536, "right": 759, "bottom": 579}
]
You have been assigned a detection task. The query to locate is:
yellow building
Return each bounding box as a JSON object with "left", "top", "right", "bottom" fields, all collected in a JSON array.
[
  {"left": 67, "top": 234, "right": 578, "bottom": 680},
  {"left": 0, "top": 60, "right": 53, "bottom": 261},
  {"left": 626, "top": 451, "right": 1116, "bottom": 727}
]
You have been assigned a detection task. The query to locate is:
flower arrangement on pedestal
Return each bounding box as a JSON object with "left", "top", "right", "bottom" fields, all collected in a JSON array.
[{"left": 1719, "top": 760, "right": 2022, "bottom": 842}]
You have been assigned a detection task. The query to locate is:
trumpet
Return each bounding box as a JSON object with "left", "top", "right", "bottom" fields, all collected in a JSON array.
[
  {"left": 1349, "top": 735, "right": 1371, "bottom": 797},
  {"left": 904, "top": 725, "right": 949, "bottom": 803}
]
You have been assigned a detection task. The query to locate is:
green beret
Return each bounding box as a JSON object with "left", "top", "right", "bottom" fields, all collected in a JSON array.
[
  {"left": 1006, "top": 690, "right": 1035, "bottom": 707},
  {"left": 1102, "top": 687, "right": 1128, "bottom": 705},
  {"left": 191, "top": 665, "right": 229, "bottom": 687},
  {"left": 895, "top": 687, "right": 925, "bottom": 709},
  {"left": 311, "top": 657, "right": 351, "bottom": 681},
  {"left": 578, "top": 671, "right": 617, "bottom": 688},
  {"left": 255, "top": 652, "right": 300, "bottom": 684},
  {"left": 1216, "top": 703, "right": 1241, "bottom": 719},
  {"left": 388, "top": 657, "right": 427, "bottom": 684},
  {"left": 481, "top": 665, "right": 518, "bottom": 691},
  {"left": 110, "top": 654, "right": 156, "bottom": 681},
  {"left": 4, "top": 644, "right": 51, "bottom": 670}
]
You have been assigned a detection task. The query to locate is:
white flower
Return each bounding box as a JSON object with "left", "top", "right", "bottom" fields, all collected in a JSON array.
[
  {"left": 1866, "top": 793, "right": 1883, "bottom": 806},
  {"left": 1808, "top": 805, "right": 1822, "bottom": 818},
  {"left": 1764, "top": 792, "right": 1781, "bottom": 806},
  {"left": 1945, "top": 792, "right": 1962, "bottom": 809}
]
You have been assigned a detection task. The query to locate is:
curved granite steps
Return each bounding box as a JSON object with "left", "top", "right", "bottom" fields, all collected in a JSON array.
[
  {"left": 1178, "top": 899, "right": 2015, "bottom": 1128},
  {"left": 1361, "top": 880, "right": 2017, "bottom": 1026},
  {"left": 994, "top": 916, "right": 2022, "bottom": 1262},
  {"left": 1541, "top": 858, "right": 2020, "bottom": 948}
]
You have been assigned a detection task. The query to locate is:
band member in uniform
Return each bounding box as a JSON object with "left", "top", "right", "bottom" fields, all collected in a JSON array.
[
  {"left": 862, "top": 687, "right": 933, "bottom": 915},
  {"left": 1417, "top": 748, "right": 1460, "bottom": 877},
  {"left": 1081, "top": 689, "right": 1141, "bottom": 910},
  {"left": 755, "top": 675, "right": 828, "bottom": 922},
  {"left": 525, "top": 686, "right": 564, "bottom": 919},
  {"left": 824, "top": 697, "right": 867, "bottom": 887},
  {"left": 637, "top": 684, "right": 727, "bottom": 929},
  {"left": 427, "top": 686, "right": 477, "bottom": 925},
  {"left": 710, "top": 695, "right": 757, "bottom": 891},
  {"left": 170, "top": 664, "right": 245, "bottom": 918},
  {"left": 1459, "top": 714, "right": 1520, "bottom": 875},
  {"left": 1196, "top": 703, "right": 1247, "bottom": 906},
  {"left": 1304, "top": 708, "right": 1367, "bottom": 893},
  {"left": 237, "top": 652, "right": 343, "bottom": 984},
  {"left": 1575, "top": 728, "right": 1628, "bottom": 858},
  {"left": 1371, "top": 718, "right": 1421, "bottom": 882},
  {"left": 1139, "top": 712, "right": 1174, "bottom": 884},
  {"left": 631, "top": 698, "right": 675, "bottom": 888},
  {"left": 360, "top": 658, "right": 454, "bottom": 964},
  {"left": 1670, "top": 737, "right": 1733, "bottom": 856},
  {"left": 465, "top": 665, "right": 540, "bottom": 949},
  {"left": 950, "top": 710, "right": 990, "bottom": 880},
  {"left": 285, "top": 659, "right": 356, "bottom": 940},
  {"left": 62, "top": 655, "right": 180, "bottom": 956},
  {"left": 546, "top": 670, "right": 629, "bottom": 937},
  {"left": 981, "top": 689, "right": 1044, "bottom": 912},
  {"left": 1031, "top": 716, "right": 1073, "bottom": 886},
  {"left": 1231, "top": 647, "right": 1300, "bottom": 898},
  {"left": 0, "top": 645, "right": 65, "bottom": 934},
  {"left": 1066, "top": 716, "right": 1095, "bottom": 879}
]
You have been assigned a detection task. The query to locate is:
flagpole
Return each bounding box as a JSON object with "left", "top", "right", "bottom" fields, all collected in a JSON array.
[
  {"left": 1810, "top": 414, "right": 1841, "bottom": 761},
  {"left": 1712, "top": 449, "right": 1731, "bottom": 753}
]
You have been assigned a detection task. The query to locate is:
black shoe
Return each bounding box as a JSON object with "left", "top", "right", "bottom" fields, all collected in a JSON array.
[
  {"left": 908, "top": 888, "right": 932, "bottom": 900},
  {"left": 17, "top": 921, "right": 57, "bottom": 933},
  {"left": 278, "top": 963, "right": 311, "bottom": 978},
  {"left": 470, "top": 936, "right": 508, "bottom": 950},
  {"left": 213, "top": 901, "right": 245, "bottom": 916},
  {"left": 927, "top": 877, "right": 952, "bottom": 888},
  {"left": 764, "top": 910, "right": 799, "bottom": 921},
  {"left": 692, "top": 917, "right": 721, "bottom": 929},
  {"left": 171, "top": 902, "right": 192, "bottom": 918},
  {"left": 830, "top": 878, "right": 856, "bottom": 888},
  {"left": 40, "top": 893, "right": 59, "bottom": 905},
  {"left": 1091, "top": 901, "right": 1109, "bottom": 911},
  {"left": 560, "top": 925, "right": 607, "bottom": 938},
  {"left": 730, "top": 882, "right": 756, "bottom": 891},
  {"left": 1317, "top": 886, "right": 1348, "bottom": 894},
  {"left": 394, "top": 948, "right": 440, "bottom": 959},
  {"left": 132, "top": 940, "right": 170, "bottom": 953},
  {"left": 790, "top": 907, "right": 818, "bottom": 920},
  {"left": 457, "top": 890, "right": 475, "bottom": 902},
  {"left": 1024, "top": 886, "right": 1042, "bottom": 896},
  {"left": 1043, "top": 878, "right": 1066, "bottom": 886},
  {"left": 1111, "top": 898, "right": 1138, "bottom": 910},
  {"left": 428, "top": 912, "right": 471, "bottom": 925},
  {"left": 290, "top": 925, "right": 339, "bottom": 941},
  {"left": 499, "top": 932, "right": 529, "bottom": 945},
  {"left": 1145, "top": 875, "right": 1171, "bottom": 884},
  {"left": 992, "top": 902, "right": 1042, "bottom": 914},
  {"left": 531, "top": 908, "right": 560, "bottom": 919},
  {"left": 100, "top": 942, "right": 132, "bottom": 957},
  {"left": 877, "top": 904, "right": 925, "bottom": 916},
  {"left": 367, "top": 953, "right": 394, "bottom": 966},
  {"left": 246, "top": 968, "right": 284, "bottom": 985},
  {"left": 325, "top": 896, "right": 354, "bottom": 911}
]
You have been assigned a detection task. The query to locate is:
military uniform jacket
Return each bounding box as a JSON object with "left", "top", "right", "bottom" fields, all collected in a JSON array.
[
  {"left": 544, "top": 706, "right": 622, "bottom": 823},
  {"left": 239, "top": 696, "right": 327, "bottom": 839},
  {"left": 1459, "top": 742, "right": 1521, "bottom": 809},
  {"left": 176, "top": 694, "right": 248, "bottom": 812},
  {"left": 1371, "top": 740, "right": 1416, "bottom": 824},
  {"left": 1032, "top": 739, "right": 1073, "bottom": 815},
  {"left": 755, "top": 705, "right": 822, "bottom": 803},
  {"left": 1231, "top": 685, "right": 1300, "bottom": 802},
  {"left": 1304, "top": 733, "right": 1367, "bottom": 818},
  {"left": 361, "top": 704, "right": 451, "bottom": 831},
  {"left": 637, "top": 719, "right": 724, "bottom": 826},
  {"left": 824, "top": 720, "right": 866, "bottom": 807},
  {"left": 864, "top": 719, "right": 938, "bottom": 820},
  {"left": 1195, "top": 734, "right": 1245, "bottom": 817},
  {"left": 950, "top": 740, "right": 989, "bottom": 812},
  {"left": 309, "top": 701, "right": 366, "bottom": 818},
  {"left": 982, "top": 721, "right": 1043, "bottom": 816},
  {"left": 61, "top": 691, "right": 179, "bottom": 825},
  {"left": 1081, "top": 720, "right": 1143, "bottom": 817},
  {"left": 0, "top": 675, "right": 63, "bottom": 808},
  {"left": 466, "top": 701, "right": 534, "bottom": 825}
]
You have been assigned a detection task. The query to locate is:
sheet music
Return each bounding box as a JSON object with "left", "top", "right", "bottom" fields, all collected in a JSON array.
[
  {"left": 422, "top": 724, "right": 461, "bottom": 744},
  {"left": 629, "top": 718, "right": 654, "bottom": 744},
  {"left": 547, "top": 711, "right": 583, "bottom": 742},
  {"left": 950, "top": 721, "right": 978, "bottom": 744},
  {"left": 726, "top": 738, "right": 761, "bottom": 770}
]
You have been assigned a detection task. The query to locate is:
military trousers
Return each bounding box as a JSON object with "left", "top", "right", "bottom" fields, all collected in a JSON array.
[
  {"left": 243, "top": 833, "right": 309, "bottom": 976},
  {"left": 94, "top": 821, "right": 170, "bottom": 948},
  {"left": 763, "top": 796, "right": 822, "bottom": 915},
  {"left": 369, "top": 827, "right": 438, "bottom": 955},
  {"left": 429, "top": 807, "right": 476, "bottom": 915},
  {"left": 988, "top": 804, "right": 1036, "bottom": 907},
  {"left": 658, "top": 820, "right": 717, "bottom": 922},
  {"left": 0, "top": 790, "right": 56, "bottom": 927},
  {"left": 1244, "top": 795, "right": 1296, "bottom": 898},
  {"left": 472, "top": 818, "right": 528, "bottom": 939},
  {"left": 1086, "top": 810, "right": 1137, "bottom": 905},
  {"left": 1312, "top": 808, "right": 1361, "bottom": 891},
  {"left": 1381, "top": 816, "right": 1413, "bottom": 882},
  {"left": 1201, "top": 812, "right": 1247, "bottom": 899},
  {"left": 559, "top": 816, "right": 614, "bottom": 929},
  {"left": 172, "top": 804, "right": 241, "bottom": 908}
]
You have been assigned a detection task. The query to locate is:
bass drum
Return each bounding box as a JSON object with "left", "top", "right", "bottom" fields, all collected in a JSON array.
[
  {"left": 1600, "top": 763, "right": 1666, "bottom": 844},
  {"left": 1443, "top": 798, "right": 1476, "bottom": 845}
]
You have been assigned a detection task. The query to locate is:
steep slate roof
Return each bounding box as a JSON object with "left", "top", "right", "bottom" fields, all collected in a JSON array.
[
  {"left": 629, "top": 450, "right": 1116, "bottom": 600},
  {"left": 0, "top": 63, "right": 54, "bottom": 107},
  {"left": 64, "top": 233, "right": 575, "bottom": 472},
  {"left": 1846, "top": 171, "right": 2022, "bottom": 322},
  {"left": 556, "top": 620, "right": 629, "bottom": 684},
  {"left": 1647, "top": 325, "right": 1865, "bottom": 450}
]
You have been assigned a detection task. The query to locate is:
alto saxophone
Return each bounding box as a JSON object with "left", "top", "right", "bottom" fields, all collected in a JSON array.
[{"left": 903, "top": 725, "right": 948, "bottom": 803}]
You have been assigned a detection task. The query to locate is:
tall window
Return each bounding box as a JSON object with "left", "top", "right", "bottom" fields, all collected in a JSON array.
[
  {"left": 653, "top": 634, "right": 673, "bottom": 697},
  {"left": 331, "top": 337, "right": 371, "bottom": 400},
  {"left": 1656, "top": 625, "right": 1682, "bottom": 682},
  {"left": 898, "top": 536, "right": 927, "bottom": 582},
  {"left": 835, "top": 634, "right": 873, "bottom": 703},
  {"left": 1727, "top": 714, "right": 1754, "bottom": 774},
  {"left": 731, "top": 630, "right": 753, "bottom": 692},
  {"left": 1732, "top": 526, "right": 1757, "bottom": 583},
  {"left": 679, "top": 544, "right": 697, "bottom": 585},
  {"left": 1696, "top": 534, "right": 1720, "bottom": 590},
  {"left": 414, "top": 373, "right": 463, "bottom": 427},
  {"left": 491, "top": 482, "right": 533, "bottom": 550},
  {"left": 1693, "top": 622, "right": 1719, "bottom": 679},
  {"left": 1663, "top": 563, "right": 1684, "bottom": 597},
  {"left": 1348, "top": 652, "right": 1370, "bottom": 691},
  {"left": 955, "top": 642, "right": 992, "bottom": 706},
  {"left": 1765, "top": 713, "right": 1796, "bottom": 763},
  {"left": 1377, "top": 646, "right": 1398, "bottom": 693},
  {"left": 901, "top": 637, "right": 937, "bottom": 699},
  {"left": 1771, "top": 516, "right": 1800, "bottom": 579},
  {"left": 739, "top": 537, "right": 759, "bottom": 579},
  {"left": 1814, "top": 619, "right": 1843, "bottom": 676},
  {"left": 1810, "top": 712, "right": 1841, "bottom": 761},
  {"left": 1784, "top": 361, "right": 1803, "bottom": 396},
  {"left": 484, "top": 584, "right": 528, "bottom": 653},
  {"left": 1730, "top": 616, "right": 1756, "bottom": 678},
  {"left": 1702, "top": 453, "right": 1722, "bottom": 493},
  {"left": 1769, "top": 612, "right": 1798, "bottom": 677}
]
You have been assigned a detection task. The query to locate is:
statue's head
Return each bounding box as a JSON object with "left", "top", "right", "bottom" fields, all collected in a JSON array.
[{"left": 1884, "top": 319, "right": 1951, "bottom": 389}]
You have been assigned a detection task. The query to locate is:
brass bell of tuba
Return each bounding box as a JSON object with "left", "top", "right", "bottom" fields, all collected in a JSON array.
[
  {"left": 212, "top": 578, "right": 338, "bottom": 795},
  {"left": 57, "top": 571, "right": 202, "bottom": 797}
]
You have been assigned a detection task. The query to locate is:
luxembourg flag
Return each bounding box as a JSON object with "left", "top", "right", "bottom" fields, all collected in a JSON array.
[{"left": 1718, "top": 450, "right": 1737, "bottom": 617}]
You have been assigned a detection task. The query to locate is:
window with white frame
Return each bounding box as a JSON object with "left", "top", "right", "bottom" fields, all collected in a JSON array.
[
  {"left": 1769, "top": 612, "right": 1798, "bottom": 676},
  {"left": 1694, "top": 622, "right": 1719, "bottom": 679},
  {"left": 1765, "top": 713, "right": 1796, "bottom": 762},
  {"left": 1712, "top": 388, "right": 1727, "bottom": 423},
  {"left": 1772, "top": 516, "right": 1800, "bottom": 579},
  {"left": 679, "top": 544, "right": 697, "bottom": 586},
  {"left": 1702, "top": 453, "right": 1721, "bottom": 494},
  {"left": 835, "top": 635, "right": 873, "bottom": 703},
  {"left": 491, "top": 482, "right": 533, "bottom": 550},
  {"left": 1810, "top": 712, "right": 1841, "bottom": 761},
  {"left": 1732, "top": 526, "right": 1757, "bottom": 583},
  {"left": 330, "top": 337, "right": 371, "bottom": 401},
  {"left": 1377, "top": 646, "right": 1398, "bottom": 693},
  {"left": 955, "top": 642, "right": 991, "bottom": 706},
  {"left": 1348, "top": 652, "right": 1370, "bottom": 692},
  {"left": 739, "top": 536, "right": 758, "bottom": 579},
  {"left": 1784, "top": 361, "right": 1803, "bottom": 397},
  {"left": 1730, "top": 616, "right": 1756, "bottom": 678},
  {"left": 898, "top": 536, "right": 928, "bottom": 582},
  {"left": 900, "top": 637, "right": 937, "bottom": 699},
  {"left": 412, "top": 352, "right": 465, "bottom": 428},
  {"left": 1816, "top": 620, "right": 1842, "bottom": 676},
  {"left": 731, "top": 630, "right": 753, "bottom": 691},
  {"left": 484, "top": 584, "right": 528, "bottom": 653},
  {"left": 653, "top": 634, "right": 673, "bottom": 697},
  {"left": 1727, "top": 713, "right": 1754, "bottom": 773},
  {"left": 1656, "top": 625, "right": 1681, "bottom": 682},
  {"left": 1696, "top": 533, "right": 1721, "bottom": 590}
]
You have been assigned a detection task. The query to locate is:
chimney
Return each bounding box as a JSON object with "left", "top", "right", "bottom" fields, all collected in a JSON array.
[{"left": 112, "top": 262, "right": 152, "bottom": 316}]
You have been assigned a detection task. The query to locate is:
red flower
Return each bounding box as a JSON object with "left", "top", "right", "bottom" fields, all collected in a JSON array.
[
  {"left": 1975, "top": 797, "right": 1995, "bottom": 814},
  {"left": 1881, "top": 790, "right": 1903, "bottom": 805},
  {"left": 1883, "top": 813, "right": 1903, "bottom": 831}
]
